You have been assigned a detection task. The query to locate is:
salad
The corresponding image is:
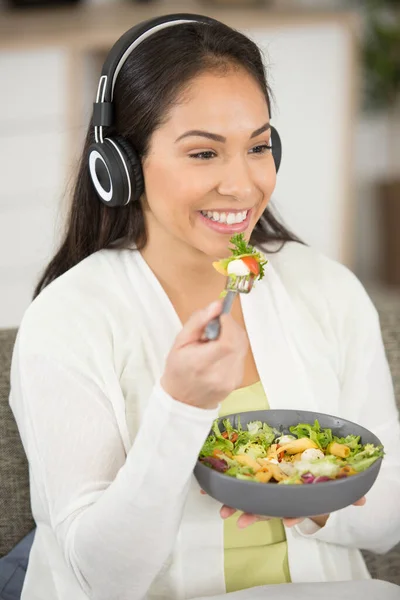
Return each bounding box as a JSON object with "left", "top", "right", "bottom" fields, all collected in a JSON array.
[
  {"left": 213, "top": 234, "right": 268, "bottom": 282},
  {"left": 199, "top": 418, "right": 384, "bottom": 485}
]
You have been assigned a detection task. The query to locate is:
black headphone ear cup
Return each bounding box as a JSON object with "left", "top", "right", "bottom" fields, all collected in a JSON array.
[
  {"left": 88, "top": 139, "right": 129, "bottom": 207},
  {"left": 113, "top": 135, "right": 144, "bottom": 202},
  {"left": 270, "top": 126, "right": 282, "bottom": 174},
  {"left": 88, "top": 136, "right": 144, "bottom": 207}
]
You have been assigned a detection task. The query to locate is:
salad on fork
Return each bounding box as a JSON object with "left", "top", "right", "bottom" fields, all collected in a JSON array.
[
  {"left": 203, "top": 235, "right": 267, "bottom": 341},
  {"left": 212, "top": 233, "right": 268, "bottom": 289}
]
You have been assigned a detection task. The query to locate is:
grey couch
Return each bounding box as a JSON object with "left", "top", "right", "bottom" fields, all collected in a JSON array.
[{"left": 1, "top": 286, "right": 400, "bottom": 585}]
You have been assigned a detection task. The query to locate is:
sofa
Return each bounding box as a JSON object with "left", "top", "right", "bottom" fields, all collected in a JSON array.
[{"left": 1, "top": 285, "right": 400, "bottom": 588}]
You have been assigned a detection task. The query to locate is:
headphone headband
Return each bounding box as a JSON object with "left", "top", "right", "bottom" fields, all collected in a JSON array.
[{"left": 93, "top": 14, "right": 216, "bottom": 143}]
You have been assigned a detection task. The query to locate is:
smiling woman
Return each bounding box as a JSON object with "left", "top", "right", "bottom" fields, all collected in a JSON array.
[{"left": 9, "top": 11, "right": 400, "bottom": 600}]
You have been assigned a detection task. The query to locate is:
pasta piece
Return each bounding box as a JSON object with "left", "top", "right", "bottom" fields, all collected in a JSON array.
[
  {"left": 327, "top": 442, "right": 350, "bottom": 458},
  {"left": 277, "top": 438, "right": 318, "bottom": 455},
  {"left": 269, "top": 463, "right": 289, "bottom": 482},
  {"left": 255, "top": 470, "right": 273, "bottom": 483},
  {"left": 338, "top": 465, "right": 357, "bottom": 477},
  {"left": 290, "top": 453, "right": 303, "bottom": 462},
  {"left": 256, "top": 458, "right": 271, "bottom": 471},
  {"left": 266, "top": 443, "right": 279, "bottom": 461},
  {"left": 235, "top": 454, "right": 262, "bottom": 472}
]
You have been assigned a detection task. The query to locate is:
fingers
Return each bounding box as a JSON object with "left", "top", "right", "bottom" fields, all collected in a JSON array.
[
  {"left": 282, "top": 517, "right": 303, "bottom": 528},
  {"left": 174, "top": 300, "right": 223, "bottom": 348},
  {"left": 204, "top": 491, "right": 366, "bottom": 531},
  {"left": 237, "top": 513, "right": 266, "bottom": 528},
  {"left": 353, "top": 496, "right": 366, "bottom": 506},
  {"left": 220, "top": 505, "right": 236, "bottom": 519}
]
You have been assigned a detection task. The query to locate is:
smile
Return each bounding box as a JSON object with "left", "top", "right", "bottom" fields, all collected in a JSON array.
[{"left": 199, "top": 210, "right": 248, "bottom": 224}]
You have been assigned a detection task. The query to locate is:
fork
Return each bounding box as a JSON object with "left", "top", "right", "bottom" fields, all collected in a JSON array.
[{"left": 203, "top": 274, "right": 256, "bottom": 341}]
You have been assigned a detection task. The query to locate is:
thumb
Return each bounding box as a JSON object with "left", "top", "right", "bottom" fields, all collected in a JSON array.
[{"left": 175, "top": 300, "right": 222, "bottom": 348}]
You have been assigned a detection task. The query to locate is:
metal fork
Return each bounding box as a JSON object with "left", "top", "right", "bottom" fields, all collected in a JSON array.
[{"left": 203, "top": 274, "right": 256, "bottom": 341}]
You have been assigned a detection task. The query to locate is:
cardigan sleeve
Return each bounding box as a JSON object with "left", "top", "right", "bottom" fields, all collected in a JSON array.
[
  {"left": 11, "top": 316, "right": 218, "bottom": 600},
  {"left": 295, "top": 272, "right": 400, "bottom": 554}
]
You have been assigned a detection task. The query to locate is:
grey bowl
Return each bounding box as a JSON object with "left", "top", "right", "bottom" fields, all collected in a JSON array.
[{"left": 194, "top": 409, "right": 383, "bottom": 518}]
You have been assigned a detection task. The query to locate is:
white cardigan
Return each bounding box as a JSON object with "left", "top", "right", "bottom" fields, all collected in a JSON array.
[{"left": 9, "top": 241, "right": 400, "bottom": 600}]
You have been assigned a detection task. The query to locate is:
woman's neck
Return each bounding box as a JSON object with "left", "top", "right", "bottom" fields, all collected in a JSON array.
[{"left": 140, "top": 235, "right": 227, "bottom": 320}]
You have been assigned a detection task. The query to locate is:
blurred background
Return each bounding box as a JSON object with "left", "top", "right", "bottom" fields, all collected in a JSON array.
[{"left": 0, "top": 0, "right": 399, "bottom": 328}]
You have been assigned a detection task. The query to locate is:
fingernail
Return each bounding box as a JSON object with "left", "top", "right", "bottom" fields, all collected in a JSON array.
[
  {"left": 209, "top": 300, "right": 221, "bottom": 309},
  {"left": 208, "top": 300, "right": 221, "bottom": 314}
]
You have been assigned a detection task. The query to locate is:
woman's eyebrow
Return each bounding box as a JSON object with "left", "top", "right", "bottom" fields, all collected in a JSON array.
[{"left": 175, "top": 122, "right": 270, "bottom": 143}]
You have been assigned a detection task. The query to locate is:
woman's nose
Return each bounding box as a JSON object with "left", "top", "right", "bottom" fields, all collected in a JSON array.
[{"left": 216, "top": 156, "right": 255, "bottom": 202}]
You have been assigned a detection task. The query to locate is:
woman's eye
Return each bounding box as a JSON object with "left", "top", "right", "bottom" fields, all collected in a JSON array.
[
  {"left": 188, "top": 151, "right": 216, "bottom": 160},
  {"left": 250, "top": 144, "right": 272, "bottom": 155}
]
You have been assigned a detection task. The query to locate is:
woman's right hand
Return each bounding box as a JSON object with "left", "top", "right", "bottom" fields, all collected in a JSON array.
[{"left": 161, "top": 300, "right": 248, "bottom": 410}]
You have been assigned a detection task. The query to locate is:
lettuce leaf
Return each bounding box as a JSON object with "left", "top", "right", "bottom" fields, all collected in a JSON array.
[
  {"left": 199, "top": 435, "right": 232, "bottom": 458},
  {"left": 289, "top": 420, "right": 333, "bottom": 450},
  {"left": 199, "top": 420, "right": 235, "bottom": 458},
  {"left": 333, "top": 434, "right": 361, "bottom": 453},
  {"left": 349, "top": 456, "right": 382, "bottom": 473},
  {"left": 212, "top": 420, "right": 233, "bottom": 450},
  {"left": 347, "top": 443, "right": 384, "bottom": 470},
  {"left": 225, "top": 465, "right": 254, "bottom": 478},
  {"left": 232, "top": 420, "right": 275, "bottom": 454},
  {"left": 235, "top": 441, "right": 267, "bottom": 459},
  {"left": 222, "top": 418, "right": 235, "bottom": 438}
]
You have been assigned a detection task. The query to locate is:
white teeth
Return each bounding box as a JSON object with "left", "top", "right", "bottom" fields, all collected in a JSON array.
[{"left": 201, "top": 210, "right": 248, "bottom": 224}]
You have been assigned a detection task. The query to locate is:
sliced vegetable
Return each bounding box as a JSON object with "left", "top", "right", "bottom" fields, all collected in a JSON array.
[
  {"left": 201, "top": 456, "right": 229, "bottom": 472},
  {"left": 241, "top": 256, "right": 260, "bottom": 275}
]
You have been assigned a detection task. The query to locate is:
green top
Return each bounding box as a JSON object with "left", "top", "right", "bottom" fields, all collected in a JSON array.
[{"left": 219, "top": 381, "right": 291, "bottom": 593}]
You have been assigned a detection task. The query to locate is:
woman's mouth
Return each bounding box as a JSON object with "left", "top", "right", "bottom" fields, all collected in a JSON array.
[{"left": 198, "top": 209, "right": 252, "bottom": 234}]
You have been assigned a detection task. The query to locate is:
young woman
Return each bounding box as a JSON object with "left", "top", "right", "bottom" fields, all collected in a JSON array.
[{"left": 9, "top": 13, "right": 400, "bottom": 600}]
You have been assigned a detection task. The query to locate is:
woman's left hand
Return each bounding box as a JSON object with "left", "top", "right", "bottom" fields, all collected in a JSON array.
[
  {"left": 219, "top": 496, "right": 367, "bottom": 529},
  {"left": 200, "top": 490, "right": 366, "bottom": 528}
]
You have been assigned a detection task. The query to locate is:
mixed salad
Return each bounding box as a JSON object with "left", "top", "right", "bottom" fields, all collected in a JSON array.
[
  {"left": 213, "top": 234, "right": 268, "bottom": 282},
  {"left": 199, "top": 418, "right": 384, "bottom": 485}
]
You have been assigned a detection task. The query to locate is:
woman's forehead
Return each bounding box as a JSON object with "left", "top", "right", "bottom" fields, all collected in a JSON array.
[{"left": 163, "top": 70, "right": 270, "bottom": 133}]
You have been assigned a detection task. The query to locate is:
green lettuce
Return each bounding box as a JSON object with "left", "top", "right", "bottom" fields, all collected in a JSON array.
[
  {"left": 235, "top": 441, "right": 267, "bottom": 460},
  {"left": 199, "top": 435, "right": 232, "bottom": 458},
  {"left": 347, "top": 443, "right": 384, "bottom": 472},
  {"left": 331, "top": 434, "right": 361, "bottom": 457},
  {"left": 225, "top": 465, "right": 254, "bottom": 478},
  {"left": 232, "top": 420, "right": 275, "bottom": 454},
  {"left": 289, "top": 420, "right": 333, "bottom": 450}
]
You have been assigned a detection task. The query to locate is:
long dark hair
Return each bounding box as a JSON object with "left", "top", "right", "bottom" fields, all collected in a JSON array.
[{"left": 34, "top": 19, "right": 301, "bottom": 298}]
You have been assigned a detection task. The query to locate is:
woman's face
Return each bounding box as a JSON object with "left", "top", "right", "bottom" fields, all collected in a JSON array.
[{"left": 141, "top": 67, "right": 276, "bottom": 260}]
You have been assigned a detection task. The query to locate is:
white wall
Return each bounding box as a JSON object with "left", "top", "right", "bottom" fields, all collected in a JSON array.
[
  {"left": 250, "top": 22, "right": 353, "bottom": 265},
  {"left": 0, "top": 49, "right": 69, "bottom": 327},
  {"left": 354, "top": 113, "right": 398, "bottom": 282}
]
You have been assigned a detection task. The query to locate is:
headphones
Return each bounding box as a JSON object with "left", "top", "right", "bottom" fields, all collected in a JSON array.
[{"left": 88, "top": 13, "right": 282, "bottom": 208}]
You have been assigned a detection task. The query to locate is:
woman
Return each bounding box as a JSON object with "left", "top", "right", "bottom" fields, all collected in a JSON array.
[{"left": 9, "top": 13, "right": 400, "bottom": 600}]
